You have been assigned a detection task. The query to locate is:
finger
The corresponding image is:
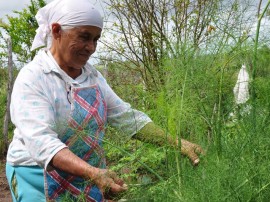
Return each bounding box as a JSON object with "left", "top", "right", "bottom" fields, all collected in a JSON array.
[
  {"left": 107, "top": 170, "right": 118, "bottom": 178},
  {"left": 187, "top": 151, "right": 200, "bottom": 166},
  {"left": 114, "top": 177, "right": 125, "bottom": 187},
  {"left": 107, "top": 171, "right": 125, "bottom": 186},
  {"left": 181, "top": 147, "right": 200, "bottom": 166},
  {"left": 110, "top": 183, "right": 128, "bottom": 193},
  {"left": 181, "top": 139, "right": 205, "bottom": 156},
  {"left": 194, "top": 145, "right": 206, "bottom": 155},
  {"left": 104, "top": 182, "right": 127, "bottom": 201},
  {"left": 111, "top": 174, "right": 124, "bottom": 186}
]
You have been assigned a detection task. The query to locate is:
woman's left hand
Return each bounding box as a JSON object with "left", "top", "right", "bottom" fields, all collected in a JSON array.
[{"left": 178, "top": 139, "right": 205, "bottom": 166}]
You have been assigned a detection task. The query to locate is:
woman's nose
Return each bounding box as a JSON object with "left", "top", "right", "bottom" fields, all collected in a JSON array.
[{"left": 85, "top": 40, "right": 96, "bottom": 51}]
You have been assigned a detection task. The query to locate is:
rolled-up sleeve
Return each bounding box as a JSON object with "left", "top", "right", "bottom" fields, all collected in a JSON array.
[
  {"left": 97, "top": 72, "right": 152, "bottom": 137},
  {"left": 10, "top": 67, "right": 67, "bottom": 170}
]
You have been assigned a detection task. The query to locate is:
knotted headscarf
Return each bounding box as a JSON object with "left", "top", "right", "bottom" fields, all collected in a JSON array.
[{"left": 31, "top": 0, "right": 103, "bottom": 51}]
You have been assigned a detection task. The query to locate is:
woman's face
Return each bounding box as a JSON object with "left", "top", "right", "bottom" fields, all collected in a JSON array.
[{"left": 51, "top": 25, "right": 102, "bottom": 77}]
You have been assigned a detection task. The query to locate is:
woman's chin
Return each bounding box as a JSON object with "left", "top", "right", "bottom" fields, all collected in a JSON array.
[
  {"left": 79, "top": 54, "right": 90, "bottom": 62},
  {"left": 74, "top": 59, "right": 88, "bottom": 68}
]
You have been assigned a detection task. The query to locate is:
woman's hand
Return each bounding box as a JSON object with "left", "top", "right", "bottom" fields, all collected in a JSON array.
[
  {"left": 90, "top": 168, "right": 128, "bottom": 198},
  {"left": 178, "top": 139, "right": 205, "bottom": 166},
  {"left": 134, "top": 122, "right": 205, "bottom": 166},
  {"left": 51, "top": 149, "right": 127, "bottom": 200}
]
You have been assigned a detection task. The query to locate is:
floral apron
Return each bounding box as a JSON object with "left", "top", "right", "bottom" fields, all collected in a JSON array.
[{"left": 45, "top": 85, "right": 107, "bottom": 202}]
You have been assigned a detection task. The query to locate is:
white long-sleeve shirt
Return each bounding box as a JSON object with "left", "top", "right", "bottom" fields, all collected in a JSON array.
[{"left": 7, "top": 50, "right": 151, "bottom": 170}]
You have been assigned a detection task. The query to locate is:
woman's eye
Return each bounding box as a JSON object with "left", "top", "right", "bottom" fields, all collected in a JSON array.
[
  {"left": 79, "top": 35, "right": 90, "bottom": 41},
  {"left": 77, "top": 34, "right": 99, "bottom": 44}
]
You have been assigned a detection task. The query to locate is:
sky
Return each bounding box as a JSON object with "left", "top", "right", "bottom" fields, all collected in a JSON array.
[
  {"left": 0, "top": 0, "right": 52, "bottom": 20},
  {"left": 1, "top": 0, "right": 269, "bottom": 20},
  {"left": 0, "top": 0, "right": 105, "bottom": 21}
]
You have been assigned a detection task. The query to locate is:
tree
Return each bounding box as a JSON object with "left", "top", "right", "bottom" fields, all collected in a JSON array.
[
  {"left": 101, "top": 0, "right": 261, "bottom": 92},
  {"left": 1, "top": 37, "right": 13, "bottom": 157},
  {"left": 0, "top": 0, "right": 46, "bottom": 66},
  {"left": 104, "top": 0, "right": 173, "bottom": 90},
  {"left": 102, "top": 0, "right": 220, "bottom": 90}
]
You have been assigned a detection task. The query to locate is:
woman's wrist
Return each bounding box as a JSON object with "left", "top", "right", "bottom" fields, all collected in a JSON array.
[{"left": 84, "top": 165, "right": 99, "bottom": 181}]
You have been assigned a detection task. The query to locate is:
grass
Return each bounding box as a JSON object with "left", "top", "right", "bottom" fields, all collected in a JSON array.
[
  {"left": 105, "top": 95, "right": 270, "bottom": 202},
  {"left": 1, "top": 46, "right": 269, "bottom": 201},
  {"left": 103, "top": 42, "right": 270, "bottom": 201}
]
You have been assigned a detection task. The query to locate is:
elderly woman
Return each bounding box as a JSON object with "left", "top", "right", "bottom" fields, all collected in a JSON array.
[{"left": 5, "top": 0, "right": 203, "bottom": 201}]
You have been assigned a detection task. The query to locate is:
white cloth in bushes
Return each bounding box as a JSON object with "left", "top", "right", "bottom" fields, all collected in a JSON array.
[{"left": 233, "top": 64, "right": 250, "bottom": 104}]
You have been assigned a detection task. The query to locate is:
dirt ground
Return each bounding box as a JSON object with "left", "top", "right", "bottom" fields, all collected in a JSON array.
[{"left": 0, "top": 158, "right": 12, "bottom": 202}]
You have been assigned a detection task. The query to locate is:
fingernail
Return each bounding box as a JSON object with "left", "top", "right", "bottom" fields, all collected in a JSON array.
[{"left": 194, "top": 159, "right": 199, "bottom": 165}]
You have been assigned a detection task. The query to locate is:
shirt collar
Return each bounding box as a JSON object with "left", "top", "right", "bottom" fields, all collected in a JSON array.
[{"left": 35, "top": 50, "right": 97, "bottom": 85}]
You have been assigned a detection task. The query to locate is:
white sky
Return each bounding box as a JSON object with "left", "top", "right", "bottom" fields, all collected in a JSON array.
[
  {"left": 0, "top": 0, "right": 52, "bottom": 20},
  {"left": 0, "top": 0, "right": 105, "bottom": 21}
]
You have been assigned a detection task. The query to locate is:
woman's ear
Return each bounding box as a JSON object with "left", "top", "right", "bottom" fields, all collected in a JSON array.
[{"left": 51, "top": 23, "right": 62, "bottom": 39}]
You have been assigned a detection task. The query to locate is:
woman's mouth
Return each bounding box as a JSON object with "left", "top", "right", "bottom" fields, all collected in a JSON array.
[{"left": 79, "top": 53, "right": 90, "bottom": 60}]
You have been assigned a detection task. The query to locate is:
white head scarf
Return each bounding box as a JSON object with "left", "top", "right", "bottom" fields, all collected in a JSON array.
[{"left": 31, "top": 0, "right": 103, "bottom": 51}]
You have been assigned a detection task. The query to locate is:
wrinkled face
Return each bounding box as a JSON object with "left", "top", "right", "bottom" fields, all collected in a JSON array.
[{"left": 56, "top": 25, "right": 102, "bottom": 70}]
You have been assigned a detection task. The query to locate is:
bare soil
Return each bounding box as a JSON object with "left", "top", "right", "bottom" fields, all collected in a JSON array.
[{"left": 0, "top": 158, "right": 12, "bottom": 202}]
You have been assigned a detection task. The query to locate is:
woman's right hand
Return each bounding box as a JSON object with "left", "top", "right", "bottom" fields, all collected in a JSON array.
[
  {"left": 51, "top": 149, "right": 127, "bottom": 200},
  {"left": 90, "top": 167, "right": 128, "bottom": 197}
]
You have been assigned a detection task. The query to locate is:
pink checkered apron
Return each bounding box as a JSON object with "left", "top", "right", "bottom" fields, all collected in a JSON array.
[{"left": 45, "top": 85, "right": 107, "bottom": 201}]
